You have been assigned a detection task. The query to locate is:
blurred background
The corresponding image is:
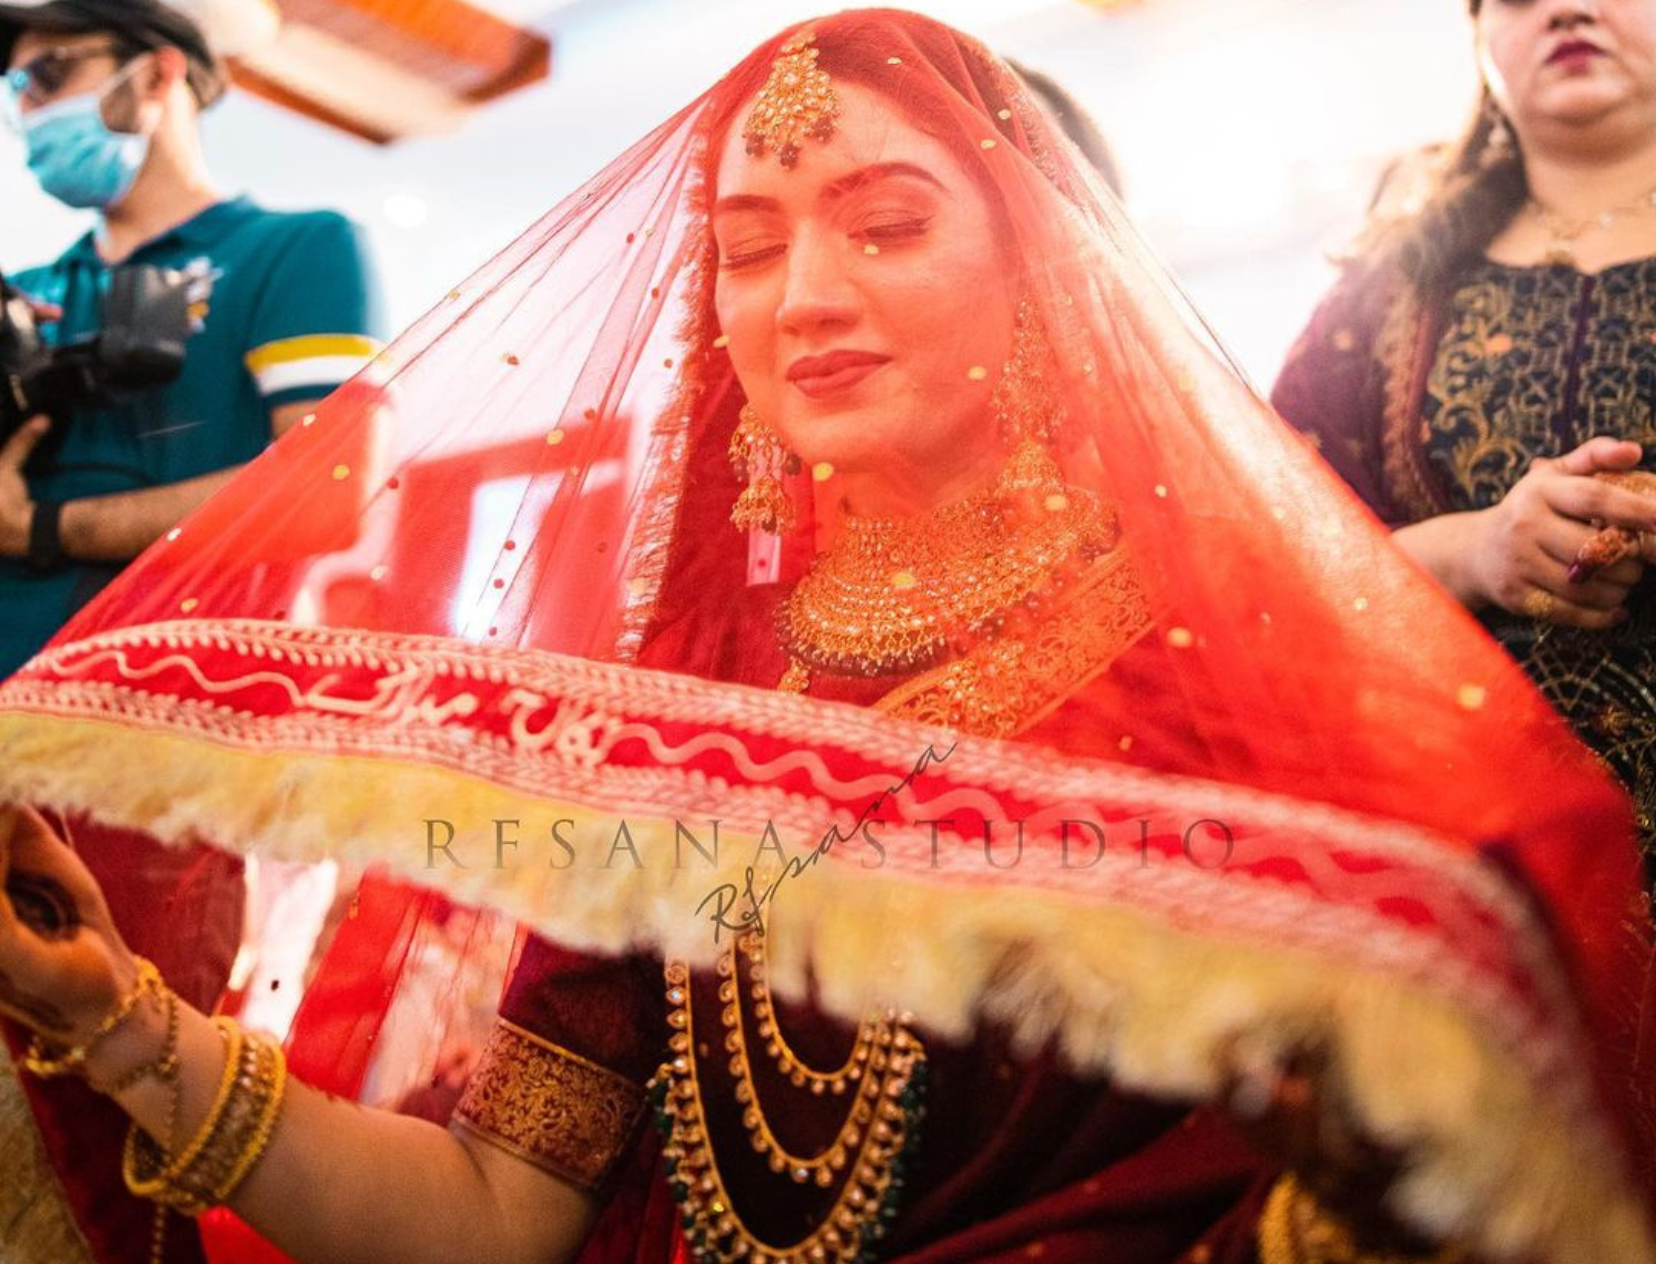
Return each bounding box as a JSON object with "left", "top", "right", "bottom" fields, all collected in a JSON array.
[{"left": 0, "top": 0, "right": 1479, "bottom": 388}]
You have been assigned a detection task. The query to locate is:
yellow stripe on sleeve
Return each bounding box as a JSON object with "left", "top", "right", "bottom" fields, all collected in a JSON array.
[{"left": 244, "top": 334, "right": 382, "bottom": 375}]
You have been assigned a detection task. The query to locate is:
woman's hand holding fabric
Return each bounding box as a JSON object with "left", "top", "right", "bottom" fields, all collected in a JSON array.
[
  {"left": 0, "top": 804, "right": 138, "bottom": 1045},
  {"left": 1, "top": 803, "right": 597, "bottom": 1264}
]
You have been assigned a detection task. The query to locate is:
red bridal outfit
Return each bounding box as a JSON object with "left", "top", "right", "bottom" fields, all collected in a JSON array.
[{"left": 0, "top": 11, "right": 1651, "bottom": 1264}]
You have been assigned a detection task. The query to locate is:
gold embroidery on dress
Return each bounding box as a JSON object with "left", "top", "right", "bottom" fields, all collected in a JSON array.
[
  {"left": 1374, "top": 281, "right": 1448, "bottom": 522},
  {"left": 875, "top": 548, "right": 1151, "bottom": 740},
  {"left": 0, "top": 1056, "right": 97, "bottom": 1264},
  {"left": 1419, "top": 261, "right": 1656, "bottom": 882},
  {"left": 453, "top": 1019, "right": 647, "bottom": 1191},
  {"left": 1423, "top": 266, "right": 1656, "bottom": 510}
]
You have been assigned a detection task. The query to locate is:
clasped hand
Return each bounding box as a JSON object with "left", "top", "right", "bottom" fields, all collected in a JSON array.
[{"left": 1465, "top": 436, "right": 1656, "bottom": 628}]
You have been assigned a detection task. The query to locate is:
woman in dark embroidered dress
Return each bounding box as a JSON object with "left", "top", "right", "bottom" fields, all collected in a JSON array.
[{"left": 1272, "top": 0, "right": 1656, "bottom": 885}]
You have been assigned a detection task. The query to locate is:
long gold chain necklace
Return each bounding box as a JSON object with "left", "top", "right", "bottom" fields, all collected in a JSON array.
[
  {"left": 779, "top": 444, "right": 1114, "bottom": 691},
  {"left": 724, "top": 934, "right": 887, "bottom": 1186},
  {"left": 651, "top": 934, "right": 927, "bottom": 1264},
  {"left": 1530, "top": 185, "right": 1656, "bottom": 268},
  {"left": 738, "top": 933, "right": 876, "bottom": 1095}
]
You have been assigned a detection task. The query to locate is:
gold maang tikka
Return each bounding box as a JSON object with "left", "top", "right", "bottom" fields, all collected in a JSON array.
[{"left": 744, "top": 32, "right": 840, "bottom": 169}]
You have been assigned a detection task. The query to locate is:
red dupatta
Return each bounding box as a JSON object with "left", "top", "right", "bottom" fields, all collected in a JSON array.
[{"left": 0, "top": 12, "right": 1650, "bottom": 1264}]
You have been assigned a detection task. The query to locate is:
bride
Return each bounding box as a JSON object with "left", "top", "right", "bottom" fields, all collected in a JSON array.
[{"left": 0, "top": 11, "right": 1649, "bottom": 1264}]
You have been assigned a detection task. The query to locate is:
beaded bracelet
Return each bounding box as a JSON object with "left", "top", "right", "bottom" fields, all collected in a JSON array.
[
  {"left": 102, "top": 983, "right": 182, "bottom": 1097},
  {"left": 93, "top": 976, "right": 185, "bottom": 1264},
  {"left": 23, "top": 957, "right": 164, "bottom": 1079}
]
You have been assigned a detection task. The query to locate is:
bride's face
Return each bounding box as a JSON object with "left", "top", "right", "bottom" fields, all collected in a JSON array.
[{"left": 712, "top": 80, "right": 1017, "bottom": 515}]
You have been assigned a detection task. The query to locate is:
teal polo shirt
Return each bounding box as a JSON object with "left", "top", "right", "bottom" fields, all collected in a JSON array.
[{"left": 1, "top": 197, "right": 384, "bottom": 677}]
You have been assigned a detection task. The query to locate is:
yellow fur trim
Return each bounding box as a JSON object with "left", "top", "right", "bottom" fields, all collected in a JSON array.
[{"left": 0, "top": 709, "right": 1648, "bottom": 1264}]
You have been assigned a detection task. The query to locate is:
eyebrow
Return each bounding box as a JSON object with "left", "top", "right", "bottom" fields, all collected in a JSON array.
[{"left": 712, "top": 162, "right": 947, "bottom": 218}]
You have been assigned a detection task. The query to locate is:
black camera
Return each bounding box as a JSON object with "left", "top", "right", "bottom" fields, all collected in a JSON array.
[{"left": 0, "top": 264, "right": 194, "bottom": 444}]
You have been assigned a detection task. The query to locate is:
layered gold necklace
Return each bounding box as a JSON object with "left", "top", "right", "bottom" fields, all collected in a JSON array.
[
  {"left": 778, "top": 443, "right": 1115, "bottom": 692},
  {"left": 652, "top": 934, "right": 927, "bottom": 1264}
]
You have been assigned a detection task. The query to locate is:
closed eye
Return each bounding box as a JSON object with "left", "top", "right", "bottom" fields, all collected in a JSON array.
[
  {"left": 855, "top": 215, "right": 932, "bottom": 243},
  {"left": 719, "top": 242, "right": 786, "bottom": 271}
]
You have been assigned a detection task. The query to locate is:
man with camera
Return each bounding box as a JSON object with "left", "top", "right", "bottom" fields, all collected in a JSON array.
[
  {"left": 0, "top": 7, "right": 383, "bottom": 1256},
  {"left": 0, "top": 0, "right": 384, "bottom": 678}
]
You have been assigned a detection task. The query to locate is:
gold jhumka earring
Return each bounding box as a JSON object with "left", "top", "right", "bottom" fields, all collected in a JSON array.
[
  {"left": 990, "top": 298, "right": 1068, "bottom": 496},
  {"left": 729, "top": 403, "right": 800, "bottom": 534}
]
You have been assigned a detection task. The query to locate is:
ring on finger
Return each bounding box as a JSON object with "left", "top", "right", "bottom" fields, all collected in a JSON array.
[{"left": 1522, "top": 589, "right": 1556, "bottom": 622}]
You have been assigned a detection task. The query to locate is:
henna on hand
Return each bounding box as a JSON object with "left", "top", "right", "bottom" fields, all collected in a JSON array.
[
  {"left": 0, "top": 966, "right": 73, "bottom": 1034},
  {"left": 1572, "top": 471, "right": 1656, "bottom": 582},
  {"left": 5, "top": 872, "right": 81, "bottom": 940},
  {"left": 0, "top": 870, "right": 86, "bottom": 1033}
]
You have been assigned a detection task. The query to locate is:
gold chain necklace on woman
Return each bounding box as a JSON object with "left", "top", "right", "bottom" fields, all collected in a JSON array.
[
  {"left": 1529, "top": 185, "right": 1656, "bottom": 268},
  {"left": 651, "top": 934, "right": 927, "bottom": 1264},
  {"left": 778, "top": 442, "right": 1115, "bottom": 691}
]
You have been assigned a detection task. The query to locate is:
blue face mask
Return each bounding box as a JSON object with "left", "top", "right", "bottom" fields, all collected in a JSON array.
[{"left": 22, "top": 68, "right": 152, "bottom": 210}]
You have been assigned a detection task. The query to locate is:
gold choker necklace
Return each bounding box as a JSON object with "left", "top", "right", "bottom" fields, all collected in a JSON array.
[{"left": 779, "top": 445, "right": 1114, "bottom": 687}]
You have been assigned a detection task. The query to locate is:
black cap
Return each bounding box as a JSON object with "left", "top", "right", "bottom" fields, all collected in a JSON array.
[{"left": 0, "top": 0, "right": 226, "bottom": 106}]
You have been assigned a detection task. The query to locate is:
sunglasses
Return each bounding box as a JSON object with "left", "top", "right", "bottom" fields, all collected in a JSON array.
[{"left": 4, "top": 41, "right": 127, "bottom": 109}]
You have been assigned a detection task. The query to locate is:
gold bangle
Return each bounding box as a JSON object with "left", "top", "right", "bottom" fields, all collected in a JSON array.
[
  {"left": 23, "top": 957, "right": 163, "bottom": 1079},
  {"left": 123, "top": 1017, "right": 245, "bottom": 1215},
  {"left": 173, "top": 1028, "right": 285, "bottom": 1210},
  {"left": 1258, "top": 1174, "right": 1468, "bottom": 1264},
  {"left": 206, "top": 1030, "right": 287, "bottom": 1204},
  {"left": 122, "top": 1020, "right": 288, "bottom": 1217}
]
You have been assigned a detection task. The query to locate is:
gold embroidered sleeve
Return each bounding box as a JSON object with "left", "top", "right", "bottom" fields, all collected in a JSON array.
[{"left": 452, "top": 1019, "right": 648, "bottom": 1192}]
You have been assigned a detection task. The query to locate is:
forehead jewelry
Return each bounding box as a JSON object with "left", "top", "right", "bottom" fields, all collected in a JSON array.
[{"left": 743, "top": 31, "right": 839, "bottom": 169}]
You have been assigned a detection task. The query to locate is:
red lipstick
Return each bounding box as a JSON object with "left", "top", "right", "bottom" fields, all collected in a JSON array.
[
  {"left": 1548, "top": 38, "right": 1604, "bottom": 67},
  {"left": 786, "top": 350, "right": 890, "bottom": 399}
]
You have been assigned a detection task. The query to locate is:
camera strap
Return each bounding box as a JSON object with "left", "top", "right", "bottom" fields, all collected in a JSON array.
[{"left": 25, "top": 500, "right": 65, "bottom": 572}]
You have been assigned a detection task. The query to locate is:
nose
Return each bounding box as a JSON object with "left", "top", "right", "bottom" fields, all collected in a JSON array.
[
  {"left": 775, "top": 227, "right": 859, "bottom": 338},
  {"left": 1548, "top": 0, "right": 1600, "bottom": 29}
]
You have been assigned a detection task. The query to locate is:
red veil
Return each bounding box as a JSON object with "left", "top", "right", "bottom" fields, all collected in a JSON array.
[{"left": 0, "top": 11, "right": 1651, "bottom": 1264}]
